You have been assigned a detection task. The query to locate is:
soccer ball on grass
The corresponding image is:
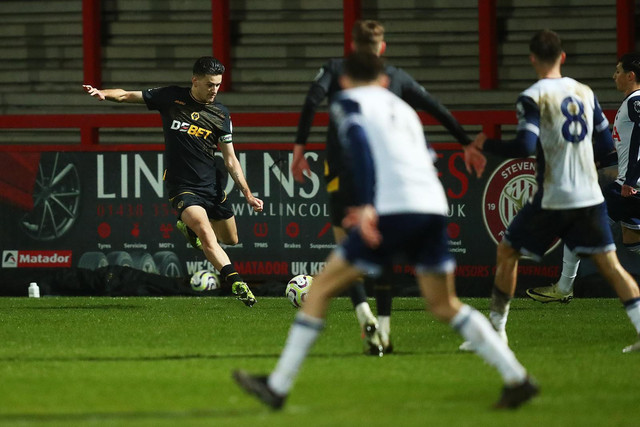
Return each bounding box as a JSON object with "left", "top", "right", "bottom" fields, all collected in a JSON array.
[
  {"left": 190, "top": 270, "right": 221, "bottom": 291},
  {"left": 285, "top": 274, "right": 313, "bottom": 308}
]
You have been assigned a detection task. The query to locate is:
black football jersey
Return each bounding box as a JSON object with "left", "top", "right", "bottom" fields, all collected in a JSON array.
[
  {"left": 143, "top": 86, "right": 232, "bottom": 197},
  {"left": 295, "top": 58, "right": 470, "bottom": 188}
]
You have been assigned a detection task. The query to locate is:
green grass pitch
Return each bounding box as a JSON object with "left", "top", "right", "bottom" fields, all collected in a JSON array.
[{"left": 0, "top": 296, "right": 638, "bottom": 426}]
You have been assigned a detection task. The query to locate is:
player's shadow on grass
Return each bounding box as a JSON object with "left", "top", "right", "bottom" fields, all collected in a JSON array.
[
  {"left": 0, "top": 408, "right": 245, "bottom": 424},
  {"left": 0, "top": 351, "right": 414, "bottom": 363},
  {"left": 2, "top": 304, "right": 144, "bottom": 310},
  {"left": 0, "top": 353, "right": 280, "bottom": 362}
]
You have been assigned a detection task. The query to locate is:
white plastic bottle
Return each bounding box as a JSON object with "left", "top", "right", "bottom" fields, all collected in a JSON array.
[{"left": 28, "top": 282, "right": 40, "bottom": 298}]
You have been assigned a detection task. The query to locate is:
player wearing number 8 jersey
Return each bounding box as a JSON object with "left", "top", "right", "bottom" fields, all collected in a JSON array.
[
  {"left": 465, "top": 30, "right": 640, "bottom": 353},
  {"left": 525, "top": 53, "right": 640, "bottom": 304},
  {"left": 517, "top": 77, "right": 608, "bottom": 209}
]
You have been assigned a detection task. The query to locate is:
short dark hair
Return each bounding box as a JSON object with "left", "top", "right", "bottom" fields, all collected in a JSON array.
[
  {"left": 352, "top": 20, "right": 384, "bottom": 55},
  {"left": 342, "top": 52, "right": 384, "bottom": 82},
  {"left": 619, "top": 52, "right": 640, "bottom": 83},
  {"left": 192, "top": 56, "right": 225, "bottom": 76},
  {"left": 529, "top": 29, "right": 563, "bottom": 64}
]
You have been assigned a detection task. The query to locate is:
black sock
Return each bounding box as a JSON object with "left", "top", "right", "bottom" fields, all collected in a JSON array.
[
  {"left": 349, "top": 278, "right": 368, "bottom": 307},
  {"left": 220, "top": 264, "right": 243, "bottom": 287},
  {"left": 490, "top": 285, "right": 512, "bottom": 314},
  {"left": 375, "top": 283, "right": 392, "bottom": 316}
]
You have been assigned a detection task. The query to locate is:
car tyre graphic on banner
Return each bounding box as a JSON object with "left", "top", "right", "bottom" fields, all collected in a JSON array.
[
  {"left": 130, "top": 251, "right": 158, "bottom": 273},
  {"left": 153, "top": 251, "right": 183, "bottom": 277},
  {"left": 77, "top": 252, "right": 109, "bottom": 270},
  {"left": 77, "top": 250, "right": 183, "bottom": 277},
  {"left": 20, "top": 152, "right": 81, "bottom": 241},
  {"left": 106, "top": 251, "right": 134, "bottom": 268}
]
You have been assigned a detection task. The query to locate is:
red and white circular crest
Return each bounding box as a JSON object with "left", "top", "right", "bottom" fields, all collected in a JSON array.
[{"left": 482, "top": 158, "right": 537, "bottom": 245}]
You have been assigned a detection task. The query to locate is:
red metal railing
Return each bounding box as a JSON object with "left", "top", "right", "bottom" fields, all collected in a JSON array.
[
  {"left": 0, "top": 110, "right": 619, "bottom": 152},
  {"left": 78, "top": 1, "right": 636, "bottom": 93},
  {"left": 343, "top": 0, "right": 362, "bottom": 56},
  {"left": 1, "top": 2, "right": 630, "bottom": 149},
  {"left": 617, "top": 0, "right": 636, "bottom": 57},
  {"left": 478, "top": 0, "right": 497, "bottom": 90},
  {"left": 82, "top": 0, "right": 102, "bottom": 88},
  {"left": 211, "top": 0, "right": 232, "bottom": 91}
]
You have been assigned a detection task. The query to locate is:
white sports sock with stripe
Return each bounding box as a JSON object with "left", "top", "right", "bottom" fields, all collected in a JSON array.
[
  {"left": 452, "top": 305, "right": 527, "bottom": 385},
  {"left": 557, "top": 245, "right": 580, "bottom": 294},
  {"left": 625, "top": 299, "right": 640, "bottom": 334},
  {"left": 268, "top": 312, "right": 324, "bottom": 396}
]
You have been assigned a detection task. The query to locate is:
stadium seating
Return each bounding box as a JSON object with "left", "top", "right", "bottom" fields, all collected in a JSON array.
[{"left": 0, "top": 0, "right": 624, "bottom": 144}]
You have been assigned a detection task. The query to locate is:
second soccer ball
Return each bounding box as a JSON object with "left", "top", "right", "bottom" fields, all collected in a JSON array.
[
  {"left": 190, "top": 270, "right": 220, "bottom": 291},
  {"left": 285, "top": 274, "right": 313, "bottom": 308}
]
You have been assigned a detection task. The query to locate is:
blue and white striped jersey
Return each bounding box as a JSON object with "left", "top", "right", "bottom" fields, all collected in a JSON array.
[
  {"left": 612, "top": 89, "right": 640, "bottom": 189},
  {"left": 330, "top": 86, "right": 448, "bottom": 216},
  {"left": 517, "top": 77, "right": 608, "bottom": 209}
]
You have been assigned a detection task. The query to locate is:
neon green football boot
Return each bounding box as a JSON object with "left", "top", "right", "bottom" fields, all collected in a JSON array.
[
  {"left": 232, "top": 281, "right": 257, "bottom": 307},
  {"left": 525, "top": 283, "right": 573, "bottom": 303},
  {"left": 176, "top": 220, "right": 202, "bottom": 250}
]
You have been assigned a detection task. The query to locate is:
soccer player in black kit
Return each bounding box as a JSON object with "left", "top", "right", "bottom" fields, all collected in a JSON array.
[
  {"left": 83, "top": 56, "right": 263, "bottom": 307},
  {"left": 291, "top": 20, "right": 485, "bottom": 354}
]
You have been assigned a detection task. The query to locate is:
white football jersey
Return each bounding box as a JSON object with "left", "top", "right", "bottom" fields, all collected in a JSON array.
[
  {"left": 332, "top": 86, "right": 449, "bottom": 216},
  {"left": 612, "top": 89, "right": 640, "bottom": 189},
  {"left": 518, "top": 77, "right": 607, "bottom": 209}
]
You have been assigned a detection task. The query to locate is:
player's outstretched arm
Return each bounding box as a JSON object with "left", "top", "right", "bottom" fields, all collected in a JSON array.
[
  {"left": 342, "top": 205, "right": 381, "bottom": 249},
  {"left": 291, "top": 143, "right": 312, "bottom": 183},
  {"left": 219, "top": 142, "right": 264, "bottom": 212},
  {"left": 293, "top": 75, "right": 329, "bottom": 183},
  {"left": 82, "top": 85, "right": 144, "bottom": 104},
  {"left": 621, "top": 184, "right": 638, "bottom": 197},
  {"left": 458, "top": 133, "right": 486, "bottom": 178},
  {"left": 463, "top": 144, "right": 486, "bottom": 178},
  {"left": 399, "top": 75, "right": 487, "bottom": 178}
]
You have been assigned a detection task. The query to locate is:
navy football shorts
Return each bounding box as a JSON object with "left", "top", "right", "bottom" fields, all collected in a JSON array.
[
  {"left": 169, "top": 190, "right": 234, "bottom": 221},
  {"left": 504, "top": 200, "right": 615, "bottom": 261},
  {"left": 603, "top": 182, "right": 640, "bottom": 230},
  {"left": 326, "top": 170, "right": 358, "bottom": 227},
  {"left": 328, "top": 190, "right": 353, "bottom": 227},
  {"left": 337, "top": 213, "right": 456, "bottom": 277}
]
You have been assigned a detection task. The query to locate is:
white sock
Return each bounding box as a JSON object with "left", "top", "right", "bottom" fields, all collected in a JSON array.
[
  {"left": 268, "top": 312, "right": 324, "bottom": 396},
  {"left": 557, "top": 245, "right": 580, "bottom": 294},
  {"left": 489, "top": 309, "right": 508, "bottom": 335},
  {"left": 378, "top": 315, "right": 391, "bottom": 345},
  {"left": 625, "top": 299, "right": 640, "bottom": 335},
  {"left": 489, "top": 286, "right": 511, "bottom": 335},
  {"left": 452, "top": 305, "right": 527, "bottom": 385},
  {"left": 355, "top": 302, "right": 375, "bottom": 327}
]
